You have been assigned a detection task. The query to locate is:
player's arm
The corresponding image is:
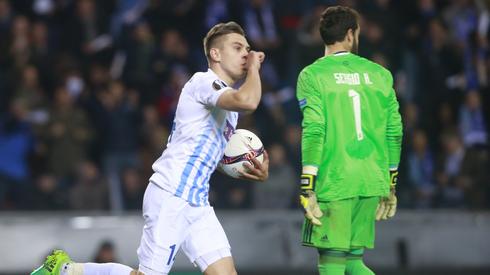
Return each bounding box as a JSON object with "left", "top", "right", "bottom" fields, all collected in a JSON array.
[
  {"left": 386, "top": 86, "right": 403, "bottom": 173},
  {"left": 377, "top": 71, "right": 403, "bottom": 221},
  {"left": 297, "top": 69, "right": 325, "bottom": 226},
  {"left": 216, "top": 51, "right": 265, "bottom": 113}
]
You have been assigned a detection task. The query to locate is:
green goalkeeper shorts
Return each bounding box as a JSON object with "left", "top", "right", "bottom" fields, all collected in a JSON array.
[{"left": 301, "top": 196, "right": 379, "bottom": 250}]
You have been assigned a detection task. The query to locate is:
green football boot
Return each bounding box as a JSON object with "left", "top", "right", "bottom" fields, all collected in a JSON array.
[{"left": 31, "top": 249, "right": 72, "bottom": 275}]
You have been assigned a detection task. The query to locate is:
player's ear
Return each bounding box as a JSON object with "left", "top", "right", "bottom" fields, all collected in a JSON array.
[
  {"left": 346, "top": 28, "right": 354, "bottom": 44},
  {"left": 209, "top": 48, "right": 221, "bottom": 63}
]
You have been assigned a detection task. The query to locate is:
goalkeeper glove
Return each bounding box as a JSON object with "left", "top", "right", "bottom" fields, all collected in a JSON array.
[
  {"left": 300, "top": 174, "right": 323, "bottom": 226},
  {"left": 376, "top": 169, "right": 398, "bottom": 221}
]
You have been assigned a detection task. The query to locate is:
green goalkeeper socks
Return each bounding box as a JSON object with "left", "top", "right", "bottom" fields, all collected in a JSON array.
[
  {"left": 318, "top": 249, "right": 347, "bottom": 275},
  {"left": 346, "top": 248, "right": 375, "bottom": 275}
]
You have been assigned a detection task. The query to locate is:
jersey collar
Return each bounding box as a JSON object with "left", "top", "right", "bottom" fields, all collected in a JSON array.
[{"left": 332, "top": 51, "right": 350, "bottom": 56}]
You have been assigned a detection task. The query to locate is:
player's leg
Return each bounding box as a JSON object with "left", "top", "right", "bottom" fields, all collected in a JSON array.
[
  {"left": 65, "top": 263, "right": 134, "bottom": 275},
  {"left": 30, "top": 250, "right": 133, "bottom": 275},
  {"left": 345, "top": 248, "right": 374, "bottom": 275},
  {"left": 181, "top": 206, "right": 236, "bottom": 275},
  {"left": 199, "top": 253, "right": 236, "bottom": 275},
  {"left": 347, "top": 196, "right": 379, "bottom": 275},
  {"left": 302, "top": 199, "right": 352, "bottom": 275},
  {"left": 32, "top": 183, "right": 187, "bottom": 275},
  {"left": 137, "top": 182, "right": 190, "bottom": 275},
  {"left": 317, "top": 249, "right": 347, "bottom": 275},
  {"left": 31, "top": 250, "right": 73, "bottom": 275}
]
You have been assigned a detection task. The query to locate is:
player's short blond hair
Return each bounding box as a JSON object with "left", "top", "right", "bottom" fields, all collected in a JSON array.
[{"left": 203, "top": 21, "right": 245, "bottom": 62}]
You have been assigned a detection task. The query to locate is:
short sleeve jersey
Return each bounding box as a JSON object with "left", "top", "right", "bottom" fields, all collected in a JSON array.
[{"left": 150, "top": 69, "right": 239, "bottom": 206}]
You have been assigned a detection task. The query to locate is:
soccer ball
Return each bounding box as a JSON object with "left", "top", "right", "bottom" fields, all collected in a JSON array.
[{"left": 218, "top": 129, "right": 264, "bottom": 178}]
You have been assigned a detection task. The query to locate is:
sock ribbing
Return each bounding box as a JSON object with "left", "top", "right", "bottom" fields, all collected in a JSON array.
[
  {"left": 346, "top": 249, "right": 375, "bottom": 275},
  {"left": 318, "top": 249, "right": 347, "bottom": 275}
]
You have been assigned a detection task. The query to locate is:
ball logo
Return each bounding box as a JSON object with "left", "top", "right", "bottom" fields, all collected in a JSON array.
[
  {"left": 221, "top": 147, "right": 264, "bottom": 165},
  {"left": 218, "top": 129, "right": 264, "bottom": 178}
]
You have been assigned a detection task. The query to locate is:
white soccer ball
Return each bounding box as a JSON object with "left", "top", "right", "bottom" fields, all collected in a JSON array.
[{"left": 218, "top": 129, "right": 264, "bottom": 179}]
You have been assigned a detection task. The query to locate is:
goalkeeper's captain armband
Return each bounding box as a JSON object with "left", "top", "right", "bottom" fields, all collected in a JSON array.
[
  {"left": 389, "top": 168, "right": 399, "bottom": 189},
  {"left": 301, "top": 174, "right": 316, "bottom": 191}
]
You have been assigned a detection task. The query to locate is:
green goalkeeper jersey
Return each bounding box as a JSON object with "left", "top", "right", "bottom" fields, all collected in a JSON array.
[{"left": 297, "top": 52, "right": 403, "bottom": 202}]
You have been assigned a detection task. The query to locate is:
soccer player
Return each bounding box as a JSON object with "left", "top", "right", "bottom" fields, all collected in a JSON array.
[
  {"left": 296, "top": 6, "right": 403, "bottom": 275},
  {"left": 32, "top": 22, "right": 269, "bottom": 275}
]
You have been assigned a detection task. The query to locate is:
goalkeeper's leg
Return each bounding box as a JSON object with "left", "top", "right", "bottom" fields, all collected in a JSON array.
[
  {"left": 345, "top": 248, "right": 375, "bottom": 275},
  {"left": 317, "top": 249, "right": 347, "bottom": 275}
]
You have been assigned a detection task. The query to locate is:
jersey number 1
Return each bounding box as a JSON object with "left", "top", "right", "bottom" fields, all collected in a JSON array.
[{"left": 348, "top": 89, "right": 364, "bottom": 140}]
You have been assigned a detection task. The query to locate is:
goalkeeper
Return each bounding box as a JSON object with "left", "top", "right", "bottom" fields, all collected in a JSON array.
[{"left": 296, "top": 6, "right": 403, "bottom": 275}]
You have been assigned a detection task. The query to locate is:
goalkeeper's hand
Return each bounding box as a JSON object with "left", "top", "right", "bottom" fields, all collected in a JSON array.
[
  {"left": 300, "top": 174, "right": 323, "bottom": 226},
  {"left": 376, "top": 169, "right": 398, "bottom": 221}
]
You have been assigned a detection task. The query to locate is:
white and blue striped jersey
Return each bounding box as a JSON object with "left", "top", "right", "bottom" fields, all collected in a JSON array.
[{"left": 150, "top": 69, "right": 238, "bottom": 206}]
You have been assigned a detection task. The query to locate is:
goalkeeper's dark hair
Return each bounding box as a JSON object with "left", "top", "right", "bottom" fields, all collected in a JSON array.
[
  {"left": 319, "top": 6, "right": 360, "bottom": 45},
  {"left": 203, "top": 21, "right": 245, "bottom": 62}
]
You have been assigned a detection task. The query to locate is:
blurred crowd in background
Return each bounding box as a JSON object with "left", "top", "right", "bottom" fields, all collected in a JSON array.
[{"left": 0, "top": 0, "right": 489, "bottom": 212}]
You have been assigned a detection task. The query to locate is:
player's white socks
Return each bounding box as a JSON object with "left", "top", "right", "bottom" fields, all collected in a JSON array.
[
  {"left": 61, "top": 262, "right": 133, "bottom": 275},
  {"left": 60, "top": 263, "right": 83, "bottom": 275}
]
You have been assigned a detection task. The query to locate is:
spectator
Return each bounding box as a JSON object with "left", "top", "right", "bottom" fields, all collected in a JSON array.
[
  {"left": 253, "top": 143, "right": 295, "bottom": 208},
  {"left": 459, "top": 90, "right": 487, "bottom": 147},
  {"left": 40, "top": 85, "right": 93, "bottom": 182},
  {"left": 30, "top": 21, "right": 56, "bottom": 92},
  {"left": 459, "top": 146, "right": 490, "bottom": 209},
  {"left": 27, "top": 173, "right": 66, "bottom": 210},
  {"left": 122, "top": 20, "right": 156, "bottom": 103},
  {"left": 93, "top": 240, "right": 118, "bottom": 263},
  {"left": 0, "top": 100, "right": 33, "bottom": 209},
  {"left": 62, "top": 0, "right": 112, "bottom": 60},
  {"left": 13, "top": 65, "right": 49, "bottom": 130},
  {"left": 157, "top": 65, "right": 189, "bottom": 127},
  {"left": 69, "top": 161, "right": 109, "bottom": 211},
  {"left": 121, "top": 166, "right": 145, "bottom": 210},
  {"left": 407, "top": 129, "right": 436, "bottom": 208},
  {"left": 296, "top": 4, "right": 325, "bottom": 73},
  {"left": 152, "top": 29, "right": 195, "bottom": 87},
  {"left": 242, "top": 0, "right": 282, "bottom": 76},
  {"left": 9, "top": 15, "right": 31, "bottom": 69},
  {"left": 138, "top": 105, "right": 168, "bottom": 181},
  {"left": 97, "top": 80, "right": 141, "bottom": 211},
  {"left": 243, "top": 0, "right": 280, "bottom": 52},
  {"left": 435, "top": 131, "right": 466, "bottom": 208}
]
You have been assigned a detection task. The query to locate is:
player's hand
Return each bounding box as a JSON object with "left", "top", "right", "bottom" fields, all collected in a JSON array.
[
  {"left": 300, "top": 174, "right": 323, "bottom": 226},
  {"left": 376, "top": 169, "right": 398, "bottom": 221},
  {"left": 239, "top": 150, "right": 269, "bottom": 181},
  {"left": 246, "top": 51, "right": 265, "bottom": 70}
]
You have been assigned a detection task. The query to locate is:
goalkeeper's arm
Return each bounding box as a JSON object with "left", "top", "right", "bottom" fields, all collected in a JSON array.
[
  {"left": 377, "top": 72, "right": 402, "bottom": 221},
  {"left": 297, "top": 70, "right": 325, "bottom": 226}
]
